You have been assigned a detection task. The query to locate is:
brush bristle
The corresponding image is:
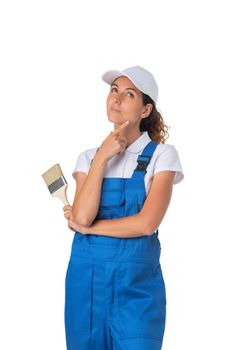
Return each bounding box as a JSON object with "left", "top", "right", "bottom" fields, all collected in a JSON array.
[{"left": 41, "top": 164, "right": 67, "bottom": 194}]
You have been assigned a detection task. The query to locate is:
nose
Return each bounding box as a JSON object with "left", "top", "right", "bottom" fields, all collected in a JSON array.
[{"left": 114, "top": 92, "right": 122, "bottom": 104}]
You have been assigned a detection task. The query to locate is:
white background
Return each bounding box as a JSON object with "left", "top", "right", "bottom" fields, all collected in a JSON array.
[{"left": 0, "top": 0, "right": 232, "bottom": 349}]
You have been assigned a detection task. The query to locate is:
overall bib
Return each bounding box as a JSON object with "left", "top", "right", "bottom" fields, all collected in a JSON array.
[{"left": 65, "top": 141, "right": 166, "bottom": 350}]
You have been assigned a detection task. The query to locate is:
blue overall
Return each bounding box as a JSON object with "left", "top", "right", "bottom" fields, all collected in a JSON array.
[{"left": 65, "top": 141, "right": 166, "bottom": 350}]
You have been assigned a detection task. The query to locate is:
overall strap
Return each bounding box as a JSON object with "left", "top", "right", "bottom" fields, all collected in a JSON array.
[{"left": 131, "top": 141, "right": 158, "bottom": 180}]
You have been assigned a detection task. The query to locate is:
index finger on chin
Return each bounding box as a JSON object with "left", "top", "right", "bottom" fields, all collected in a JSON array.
[{"left": 114, "top": 120, "right": 130, "bottom": 134}]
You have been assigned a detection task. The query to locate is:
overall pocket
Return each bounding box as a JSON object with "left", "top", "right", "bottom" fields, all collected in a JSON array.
[
  {"left": 117, "top": 261, "right": 166, "bottom": 340},
  {"left": 96, "top": 189, "right": 126, "bottom": 219}
]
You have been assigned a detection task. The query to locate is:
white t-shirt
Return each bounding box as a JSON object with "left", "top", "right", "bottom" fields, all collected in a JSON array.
[{"left": 72, "top": 131, "right": 184, "bottom": 196}]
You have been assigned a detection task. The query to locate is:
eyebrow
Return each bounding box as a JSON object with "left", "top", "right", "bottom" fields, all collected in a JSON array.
[{"left": 111, "top": 83, "right": 138, "bottom": 94}]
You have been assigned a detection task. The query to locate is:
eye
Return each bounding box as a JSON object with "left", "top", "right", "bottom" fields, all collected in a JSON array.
[
  {"left": 110, "top": 87, "right": 117, "bottom": 93},
  {"left": 126, "top": 91, "right": 135, "bottom": 98}
]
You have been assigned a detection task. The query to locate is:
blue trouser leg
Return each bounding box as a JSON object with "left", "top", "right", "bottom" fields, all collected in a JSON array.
[{"left": 65, "top": 255, "right": 113, "bottom": 350}]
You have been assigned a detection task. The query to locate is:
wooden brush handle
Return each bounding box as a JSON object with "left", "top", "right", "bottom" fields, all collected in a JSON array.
[{"left": 52, "top": 184, "right": 70, "bottom": 205}]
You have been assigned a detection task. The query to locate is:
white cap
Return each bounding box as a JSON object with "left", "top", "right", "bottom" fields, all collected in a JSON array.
[{"left": 101, "top": 65, "right": 158, "bottom": 105}]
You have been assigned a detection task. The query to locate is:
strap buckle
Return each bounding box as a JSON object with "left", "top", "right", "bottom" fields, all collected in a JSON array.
[{"left": 135, "top": 155, "right": 151, "bottom": 172}]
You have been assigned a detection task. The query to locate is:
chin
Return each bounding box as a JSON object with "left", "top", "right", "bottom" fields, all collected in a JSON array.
[{"left": 108, "top": 116, "right": 123, "bottom": 125}]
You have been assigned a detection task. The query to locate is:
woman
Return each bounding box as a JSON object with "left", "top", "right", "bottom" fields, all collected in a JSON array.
[{"left": 63, "top": 65, "right": 184, "bottom": 350}]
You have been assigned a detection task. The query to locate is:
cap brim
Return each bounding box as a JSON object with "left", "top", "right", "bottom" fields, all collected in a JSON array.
[
  {"left": 101, "top": 67, "right": 158, "bottom": 105},
  {"left": 101, "top": 69, "right": 145, "bottom": 95},
  {"left": 101, "top": 70, "right": 129, "bottom": 85}
]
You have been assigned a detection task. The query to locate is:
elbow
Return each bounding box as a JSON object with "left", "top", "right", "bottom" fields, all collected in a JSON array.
[
  {"left": 71, "top": 213, "right": 93, "bottom": 228},
  {"left": 144, "top": 227, "right": 158, "bottom": 236},
  {"left": 139, "top": 214, "right": 154, "bottom": 236},
  {"left": 76, "top": 217, "right": 93, "bottom": 227},
  {"left": 143, "top": 221, "right": 159, "bottom": 236},
  {"left": 139, "top": 222, "right": 149, "bottom": 236},
  {"left": 71, "top": 202, "right": 96, "bottom": 226}
]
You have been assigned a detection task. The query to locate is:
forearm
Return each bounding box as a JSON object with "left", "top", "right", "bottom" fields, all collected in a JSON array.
[
  {"left": 84, "top": 212, "right": 148, "bottom": 238},
  {"left": 72, "top": 154, "right": 107, "bottom": 226}
]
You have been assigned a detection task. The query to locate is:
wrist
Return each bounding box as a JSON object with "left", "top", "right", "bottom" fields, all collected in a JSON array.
[{"left": 92, "top": 153, "right": 107, "bottom": 167}]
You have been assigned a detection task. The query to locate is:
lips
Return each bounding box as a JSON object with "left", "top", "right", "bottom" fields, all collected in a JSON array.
[{"left": 111, "top": 107, "right": 121, "bottom": 113}]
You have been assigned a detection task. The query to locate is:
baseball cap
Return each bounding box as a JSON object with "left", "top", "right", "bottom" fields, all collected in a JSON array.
[{"left": 101, "top": 65, "right": 158, "bottom": 105}]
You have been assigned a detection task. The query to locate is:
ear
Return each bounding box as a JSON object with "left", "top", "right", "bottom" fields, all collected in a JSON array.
[{"left": 141, "top": 103, "right": 153, "bottom": 119}]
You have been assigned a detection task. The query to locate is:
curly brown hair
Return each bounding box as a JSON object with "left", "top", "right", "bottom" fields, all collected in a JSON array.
[{"left": 140, "top": 93, "right": 170, "bottom": 144}]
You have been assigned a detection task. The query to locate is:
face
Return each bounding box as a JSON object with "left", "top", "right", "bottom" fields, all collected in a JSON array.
[{"left": 106, "top": 76, "right": 152, "bottom": 128}]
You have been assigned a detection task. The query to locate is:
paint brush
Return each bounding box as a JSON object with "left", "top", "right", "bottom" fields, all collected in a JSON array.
[{"left": 41, "top": 163, "right": 70, "bottom": 205}]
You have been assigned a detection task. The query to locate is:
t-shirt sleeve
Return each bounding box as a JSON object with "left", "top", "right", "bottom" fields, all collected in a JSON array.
[
  {"left": 72, "top": 151, "right": 90, "bottom": 179},
  {"left": 153, "top": 145, "right": 184, "bottom": 185}
]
